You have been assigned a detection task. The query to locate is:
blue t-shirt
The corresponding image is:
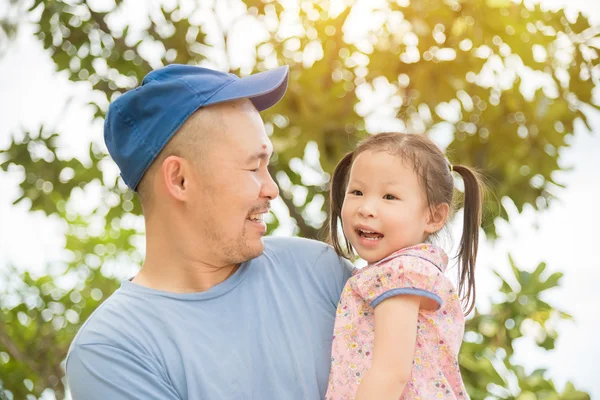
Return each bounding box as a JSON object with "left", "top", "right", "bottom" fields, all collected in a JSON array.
[{"left": 66, "top": 237, "right": 353, "bottom": 399}]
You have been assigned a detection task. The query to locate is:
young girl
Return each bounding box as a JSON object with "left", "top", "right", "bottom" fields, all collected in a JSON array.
[{"left": 325, "top": 132, "right": 483, "bottom": 400}]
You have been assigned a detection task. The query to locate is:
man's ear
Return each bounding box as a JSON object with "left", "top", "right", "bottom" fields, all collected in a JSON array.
[
  {"left": 161, "top": 155, "right": 188, "bottom": 201},
  {"left": 424, "top": 203, "right": 450, "bottom": 234}
]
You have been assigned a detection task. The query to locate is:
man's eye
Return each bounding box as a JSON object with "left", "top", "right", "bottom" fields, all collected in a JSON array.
[{"left": 383, "top": 194, "right": 397, "bottom": 200}]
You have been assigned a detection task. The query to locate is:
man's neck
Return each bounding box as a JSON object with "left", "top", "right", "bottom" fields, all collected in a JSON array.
[
  {"left": 132, "top": 261, "right": 240, "bottom": 293},
  {"left": 133, "top": 227, "right": 240, "bottom": 293}
]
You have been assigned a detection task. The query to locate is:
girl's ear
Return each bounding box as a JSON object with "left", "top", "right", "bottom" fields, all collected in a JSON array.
[{"left": 424, "top": 203, "right": 449, "bottom": 234}]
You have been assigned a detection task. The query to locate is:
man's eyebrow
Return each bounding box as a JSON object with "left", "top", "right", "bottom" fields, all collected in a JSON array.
[{"left": 246, "top": 149, "right": 273, "bottom": 163}]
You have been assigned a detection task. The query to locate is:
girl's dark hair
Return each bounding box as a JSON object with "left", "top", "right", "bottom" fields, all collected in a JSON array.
[{"left": 327, "top": 132, "right": 484, "bottom": 314}]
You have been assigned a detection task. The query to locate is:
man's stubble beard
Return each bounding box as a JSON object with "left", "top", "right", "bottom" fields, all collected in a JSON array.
[{"left": 203, "top": 214, "right": 262, "bottom": 266}]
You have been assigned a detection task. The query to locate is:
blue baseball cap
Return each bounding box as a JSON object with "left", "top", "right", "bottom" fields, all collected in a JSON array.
[{"left": 104, "top": 64, "right": 289, "bottom": 190}]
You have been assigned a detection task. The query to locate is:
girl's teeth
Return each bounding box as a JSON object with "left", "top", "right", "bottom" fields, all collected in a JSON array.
[{"left": 358, "top": 229, "right": 383, "bottom": 239}]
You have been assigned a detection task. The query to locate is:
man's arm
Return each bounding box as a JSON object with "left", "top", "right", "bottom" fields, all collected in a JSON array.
[{"left": 67, "top": 343, "right": 180, "bottom": 400}]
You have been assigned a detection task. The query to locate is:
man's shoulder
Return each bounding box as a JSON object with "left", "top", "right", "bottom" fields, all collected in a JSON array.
[
  {"left": 69, "top": 286, "right": 142, "bottom": 349},
  {"left": 262, "top": 236, "right": 353, "bottom": 273},
  {"left": 264, "top": 235, "right": 328, "bottom": 251},
  {"left": 260, "top": 237, "right": 353, "bottom": 305},
  {"left": 263, "top": 236, "right": 336, "bottom": 262}
]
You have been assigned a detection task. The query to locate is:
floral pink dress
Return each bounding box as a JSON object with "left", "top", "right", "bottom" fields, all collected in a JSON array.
[{"left": 326, "top": 244, "right": 468, "bottom": 400}]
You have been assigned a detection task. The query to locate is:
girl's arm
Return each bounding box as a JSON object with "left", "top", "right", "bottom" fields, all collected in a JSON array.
[{"left": 354, "top": 295, "right": 420, "bottom": 400}]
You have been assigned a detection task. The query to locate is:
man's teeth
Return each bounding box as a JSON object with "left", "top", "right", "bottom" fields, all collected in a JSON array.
[{"left": 249, "top": 214, "right": 264, "bottom": 222}]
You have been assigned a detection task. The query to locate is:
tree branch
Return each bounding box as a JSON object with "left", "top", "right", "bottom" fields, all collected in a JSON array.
[
  {"left": 270, "top": 166, "right": 320, "bottom": 239},
  {"left": 0, "top": 323, "right": 38, "bottom": 373}
]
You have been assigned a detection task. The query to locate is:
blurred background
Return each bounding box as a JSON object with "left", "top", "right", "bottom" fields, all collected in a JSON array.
[{"left": 0, "top": 0, "right": 598, "bottom": 399}]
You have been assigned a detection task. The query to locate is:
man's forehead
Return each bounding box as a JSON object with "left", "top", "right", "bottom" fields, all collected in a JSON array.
[
  {"left": 246, "top": 142, "right": 273, "bottom": 161},
  {"left": 210, "top": 98, "right": 256, "bottom": 119}
]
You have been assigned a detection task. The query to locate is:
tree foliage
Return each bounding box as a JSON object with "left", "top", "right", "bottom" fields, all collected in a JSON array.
[{"left": 0, "top": 0, "right": 597, "bottom": 398}]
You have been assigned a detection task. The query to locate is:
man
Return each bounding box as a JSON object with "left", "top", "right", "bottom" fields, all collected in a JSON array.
[{"left": 65, "top": 64, "right": 353, "bottom": 399}]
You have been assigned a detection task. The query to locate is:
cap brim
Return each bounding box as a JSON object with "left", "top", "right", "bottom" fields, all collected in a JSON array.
[{"left": 205, "top": 65, "right": 289, "bottom": 112}]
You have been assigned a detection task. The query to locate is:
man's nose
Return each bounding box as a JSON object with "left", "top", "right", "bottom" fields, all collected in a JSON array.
[{"left": 262, "top": 169, "right": 279, "bottom": 200}]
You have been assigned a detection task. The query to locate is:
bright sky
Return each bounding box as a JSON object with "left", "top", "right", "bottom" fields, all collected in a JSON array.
[{"left": 0, "top": 0, "right": 599, "bottom": 398}]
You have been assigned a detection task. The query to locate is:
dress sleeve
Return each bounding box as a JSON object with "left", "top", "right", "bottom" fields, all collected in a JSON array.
[{"left": 351, "top": 254, "right": 444, "bottom": 310}]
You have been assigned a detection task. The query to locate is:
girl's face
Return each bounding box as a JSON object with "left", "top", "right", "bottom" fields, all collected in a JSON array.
[{"left": 341, "top": 150, "right": 438, "bottom": 264}]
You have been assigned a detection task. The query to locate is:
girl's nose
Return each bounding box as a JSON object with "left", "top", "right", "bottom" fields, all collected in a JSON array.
[{"left": 357, "top": 201, "right": 376, "bottom": 218}]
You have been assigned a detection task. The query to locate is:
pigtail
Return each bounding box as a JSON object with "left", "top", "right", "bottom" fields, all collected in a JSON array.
[
  {"left": 452, "top": 164, "right": 484, "bottom": 315},
  {"left": 328, "top": 151, "right": 355, "bottom": 259}
]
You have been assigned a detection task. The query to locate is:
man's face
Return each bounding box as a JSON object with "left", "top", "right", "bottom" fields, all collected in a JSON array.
[{"left": 188, "top": 100, "right": 279, "bottom": 266}]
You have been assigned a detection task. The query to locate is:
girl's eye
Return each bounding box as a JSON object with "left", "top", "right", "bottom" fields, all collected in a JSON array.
[
  {"left": 383, "top": 194, "right": 397, "bottom": 200},
  {"left": 349, "top": 190, "right": 363, "bottom": 196}
]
